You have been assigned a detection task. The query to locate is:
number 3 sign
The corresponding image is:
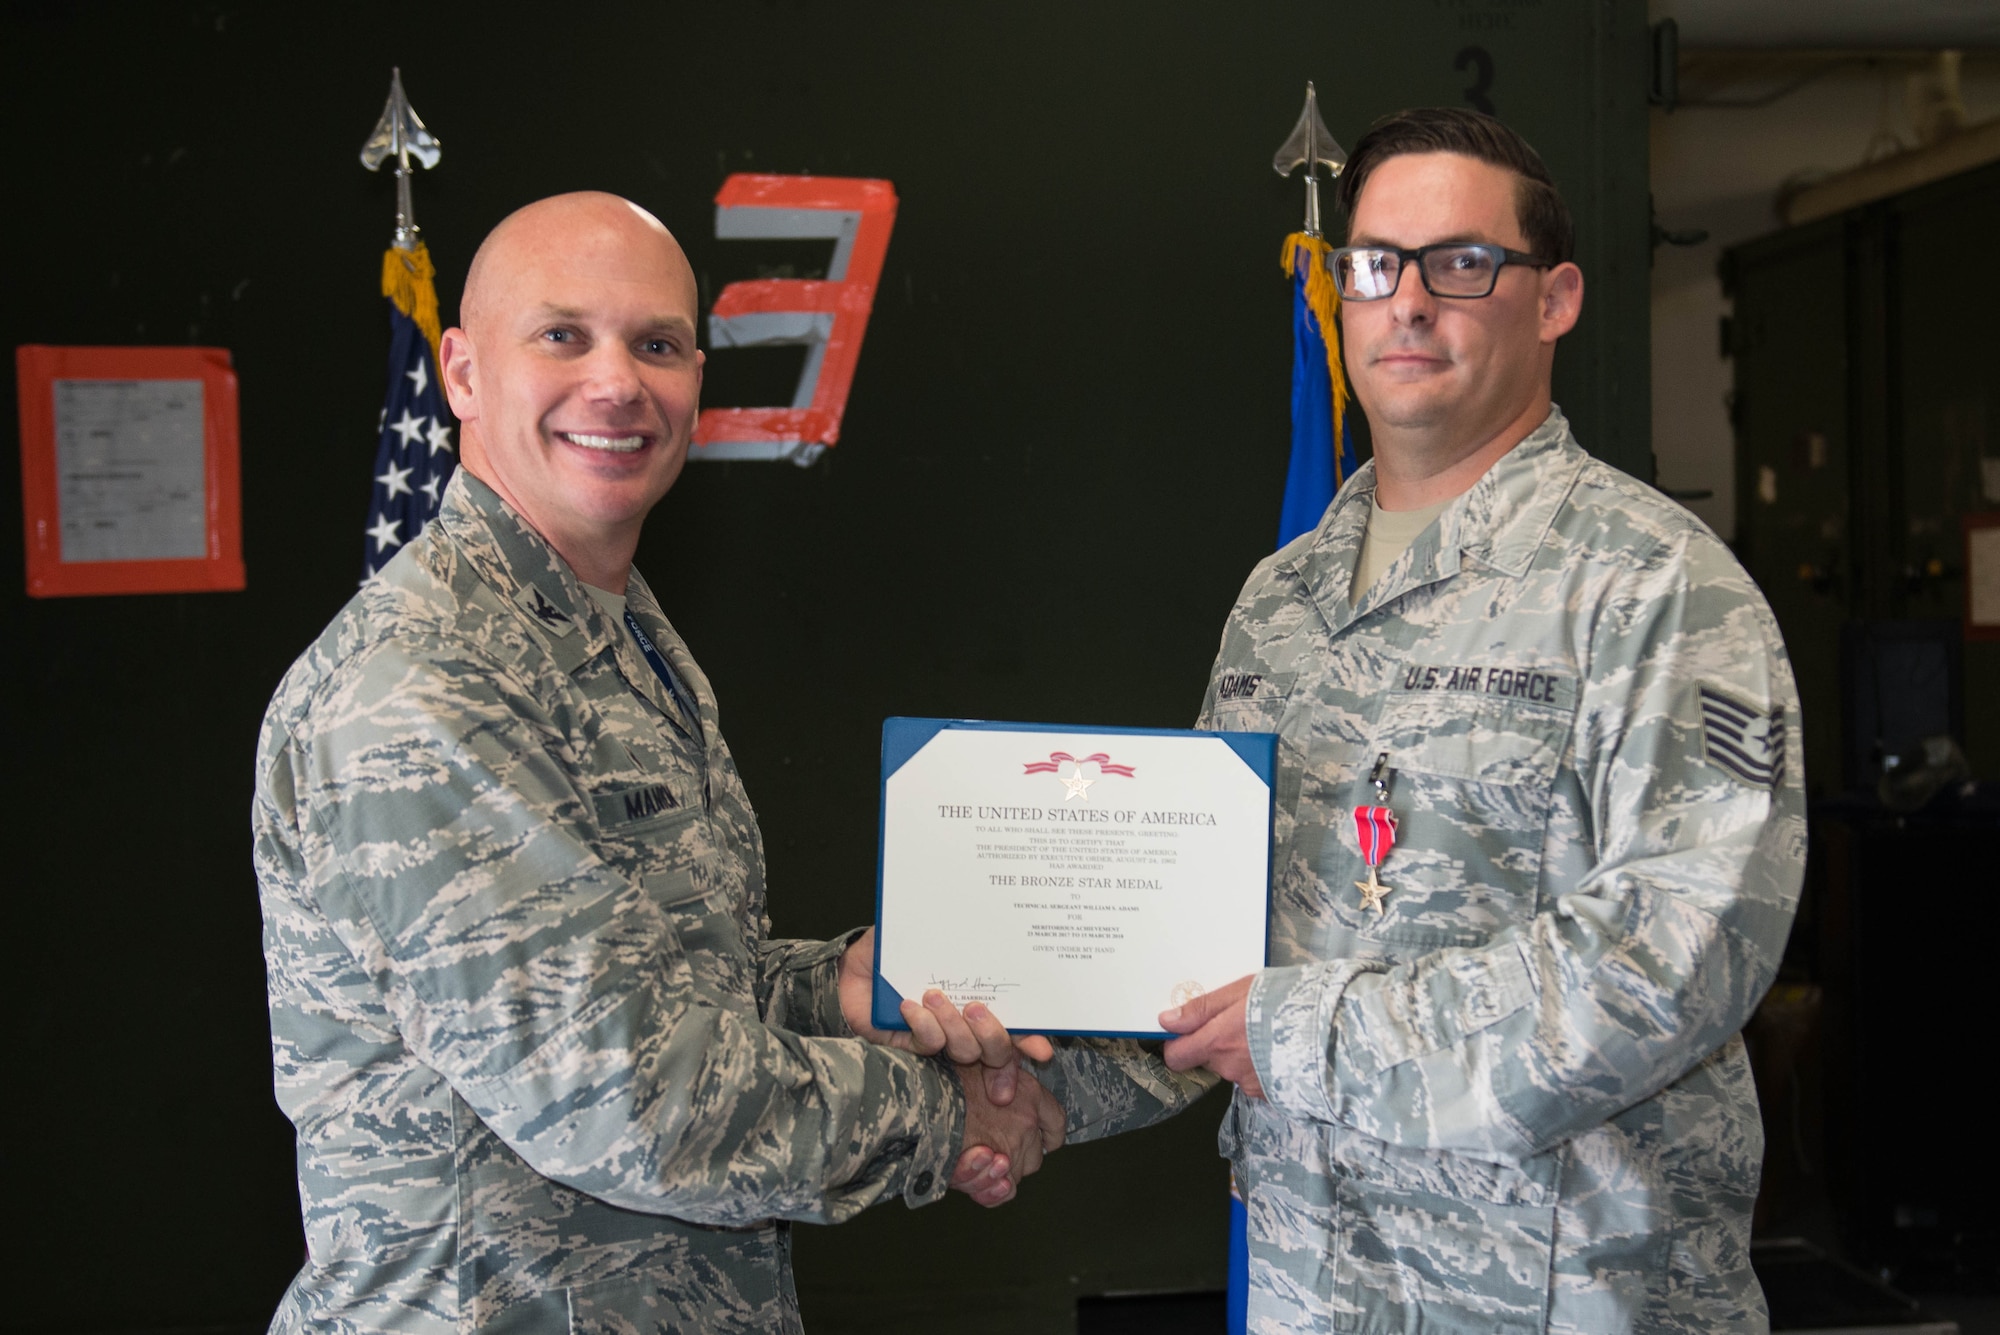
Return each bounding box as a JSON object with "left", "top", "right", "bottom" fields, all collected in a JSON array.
[{"left": 691, "top": 174, "right": 897, "bottom": 466}]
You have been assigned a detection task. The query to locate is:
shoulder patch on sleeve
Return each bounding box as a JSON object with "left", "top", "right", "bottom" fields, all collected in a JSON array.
[{"left": 1700, "top": 685, "right": 1785, "bottom": 789}]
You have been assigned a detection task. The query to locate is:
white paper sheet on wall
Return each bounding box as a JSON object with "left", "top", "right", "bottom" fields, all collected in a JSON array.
[{"left": 53, "top": 379, "right": 207, "bottom": 563}]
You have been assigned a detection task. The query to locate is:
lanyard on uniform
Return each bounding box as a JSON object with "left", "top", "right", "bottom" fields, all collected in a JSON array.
[{"left": 622, "top": 608, "right": 690, "bottom": 719}]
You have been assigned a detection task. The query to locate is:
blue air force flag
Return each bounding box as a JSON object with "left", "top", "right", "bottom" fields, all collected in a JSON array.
[
  {"left": 364, "top": 242, "right": 456, "bottom": 577},
  {"left": 1277, "top": 232, "right": 1357, "bottom": 547}
]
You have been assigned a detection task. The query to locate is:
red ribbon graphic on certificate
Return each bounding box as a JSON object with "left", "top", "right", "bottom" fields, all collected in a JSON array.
[
  {"left": 1352, "top": 804, "right": 1397, "bottom": 915},
  {"left": 1022, "top": 751, "right": 1135, "bottom": 777},
  {"left": 1023, "top": 751, "right": 1136, "bottom": 804}
]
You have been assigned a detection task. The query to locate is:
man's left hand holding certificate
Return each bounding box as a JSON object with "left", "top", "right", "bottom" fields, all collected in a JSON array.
[{"left": 868, "top": 719, "right": 1275, "bottom": 1041}]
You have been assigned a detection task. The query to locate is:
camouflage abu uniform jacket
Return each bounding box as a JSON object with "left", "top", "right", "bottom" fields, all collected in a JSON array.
[
  {"left": 254, "top": 472, "right": 1209, "bottom": 1332},
  {"left": 1200, "top": 410, "right": 1805, "bottom": 1334},
  {"left": 254, "top": 471, "right": 972, "bottom": 1334}
]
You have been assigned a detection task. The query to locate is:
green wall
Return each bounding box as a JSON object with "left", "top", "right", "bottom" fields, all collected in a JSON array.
[{"left": 0, "top": 3, "right": 1649, "bottom": 1329}]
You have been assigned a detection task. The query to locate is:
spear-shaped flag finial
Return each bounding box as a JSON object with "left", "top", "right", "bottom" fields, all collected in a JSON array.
[
  {"left": 360, "top": 67, "right": 442, "bottom": 251},
  {"left": 1270, "top": 81, "right": 1356, "bottom": 548},
  {"left": 1272, "top": 81, "right": 1346, "bottom": 238}
]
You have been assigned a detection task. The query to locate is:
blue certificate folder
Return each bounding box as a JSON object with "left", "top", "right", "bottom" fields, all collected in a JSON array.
[{"left": 871, "top": 717, "right": 1277, "bottom": 1040}]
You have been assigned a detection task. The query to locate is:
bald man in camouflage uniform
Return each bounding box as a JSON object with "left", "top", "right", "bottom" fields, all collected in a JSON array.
[
  {"left": 254, "top": 193, "right": 1206, "bottom": 1334},
  {"left": 1161, "top": 111, "right": 1804, "bottom": 1333}
]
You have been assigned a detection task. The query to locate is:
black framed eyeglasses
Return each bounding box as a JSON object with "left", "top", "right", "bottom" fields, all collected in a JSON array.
[{"left": 1329, "top": 243, "right": 1550, "bottom": 301}]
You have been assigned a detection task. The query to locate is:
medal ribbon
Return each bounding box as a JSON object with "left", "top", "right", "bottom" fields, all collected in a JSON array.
[{"left": 1353, "top": 805, "right": 1397, "bottom": 867}]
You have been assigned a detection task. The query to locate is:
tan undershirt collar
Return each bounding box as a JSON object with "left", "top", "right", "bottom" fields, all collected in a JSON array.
[
  {"left": 581, "top": 581, "right": 629, "bottom": 623},
  {"left": 1350, "top": 495, "right": 1451, "bottom": 606}
]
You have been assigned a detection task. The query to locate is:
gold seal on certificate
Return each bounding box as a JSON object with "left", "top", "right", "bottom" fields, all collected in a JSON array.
[{"left": 871, "top": 719, "right": 1275, "bottom": 1038}]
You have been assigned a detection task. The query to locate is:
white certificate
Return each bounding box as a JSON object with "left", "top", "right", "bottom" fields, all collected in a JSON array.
[{"left": 872, "top": 719, "right": 1274, "bottom": 1037}]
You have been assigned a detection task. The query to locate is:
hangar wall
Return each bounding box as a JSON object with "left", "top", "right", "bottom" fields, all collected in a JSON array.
[{"left": 0, "top": 3, "right": 1650, "bottom": 1330}]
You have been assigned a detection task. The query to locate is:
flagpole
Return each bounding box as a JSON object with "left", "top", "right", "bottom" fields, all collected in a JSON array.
[
  {"left": 358, "top": 70, "right": 455, "bottom": 579},
  {"left": 1237, "top": 84, "right": 1357, "bottom": 1333},
  {"left": 1273, "top": 83, "right": 1357, "bottom": 549}
]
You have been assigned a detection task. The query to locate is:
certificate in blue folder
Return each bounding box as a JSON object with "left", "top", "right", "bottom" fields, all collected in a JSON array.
[{"left": 872, "top": 718, "right": 1275, "bottom": 1039}]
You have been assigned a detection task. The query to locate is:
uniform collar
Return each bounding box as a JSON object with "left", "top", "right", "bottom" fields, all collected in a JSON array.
[
  {"left": 1285, "top": 405, "right": 1586, "bottom": 628},
  {"left": 435, "top": 471, "right": 705, "bottom": 743},
  {"left": 1450, "top": 406, "right": 1585, "bottom": 579},
  {"left": 1289, "top": 461, "right": 1383, "bottom": 634},
  {"left": 434, "top": 469, "right": 622, "bottom": 674}
]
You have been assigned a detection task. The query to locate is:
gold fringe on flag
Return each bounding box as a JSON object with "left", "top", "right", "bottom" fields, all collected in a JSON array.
[
  {"left": 1279, "top": 231, "right": 1349, "bottom": 484},
  {"left": 381, "top": 240, "right": 443, "bottom": 370}
]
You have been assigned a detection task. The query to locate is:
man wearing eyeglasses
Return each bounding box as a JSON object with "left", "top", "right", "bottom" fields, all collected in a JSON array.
[{"left": 1158, "top": 109, "right": 1805, "bottom": 1332}]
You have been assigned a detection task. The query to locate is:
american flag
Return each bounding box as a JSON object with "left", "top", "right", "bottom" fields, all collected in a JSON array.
[{"left": 363, "top": 243, "right": 456, "bottom": 578}]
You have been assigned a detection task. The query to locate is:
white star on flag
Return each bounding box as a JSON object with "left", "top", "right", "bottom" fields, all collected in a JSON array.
[
  {"left": 389, "top": 408, "right": 426, "bottom": 448},
  {"left": 366, "top": 513, "right": 402, "bottom": 552},
  {"left": 365, "top": 245, "right": 456, "bottom": 579},
  {"left": 375, "top": 460, "right": 414, "bottom": 499}
]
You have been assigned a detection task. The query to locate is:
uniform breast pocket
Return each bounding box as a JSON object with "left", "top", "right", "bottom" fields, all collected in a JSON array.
[
  {"left": 643, "top": 852, "right": 755, "bottom": 1012},
  {"left": 1207, "top": 670, "right": 1303, "bottom": 826},
  {"left": 1210, "top": 682, "right": 1332, "bottom": 965},
  {"left": 589, "top": 788, "right": 756, "bottom": 1012},
  {"left": 1350, "top": 692, "right": 1574, "bottom": 948},
  {"left": 1209, "top": 702, "right": 1275, "bottom": 735}
]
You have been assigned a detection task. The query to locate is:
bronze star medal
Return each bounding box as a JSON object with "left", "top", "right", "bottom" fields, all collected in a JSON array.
[
  {"left": 1354, "top": 862, "right": 1391, "bottom": 915},
  {"left": 1352, "top": 754, "right": 1398, "bottom": 916}
]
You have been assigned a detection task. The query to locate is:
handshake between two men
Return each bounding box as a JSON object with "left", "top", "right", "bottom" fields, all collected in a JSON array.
[
  {"left": 836, "top": 926, "right": 1065, "bottom": 1207},
  {"left": 834, "top": 926, "right": 1253, "bottom": 1208}
]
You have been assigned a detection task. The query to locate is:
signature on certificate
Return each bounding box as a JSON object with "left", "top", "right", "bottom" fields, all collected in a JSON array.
[{"left": 927, "top": 975, "right": 1022, "bottom": 998}]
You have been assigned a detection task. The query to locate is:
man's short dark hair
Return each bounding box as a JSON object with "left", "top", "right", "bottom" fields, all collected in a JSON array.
[{"left": 1335, "top": 107, "right": 1574, "bottom": 264}]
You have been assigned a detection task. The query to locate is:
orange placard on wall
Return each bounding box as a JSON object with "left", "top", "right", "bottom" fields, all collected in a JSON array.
[{"left": 16, "top": 344, "right": 244, "bottom": 597}]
